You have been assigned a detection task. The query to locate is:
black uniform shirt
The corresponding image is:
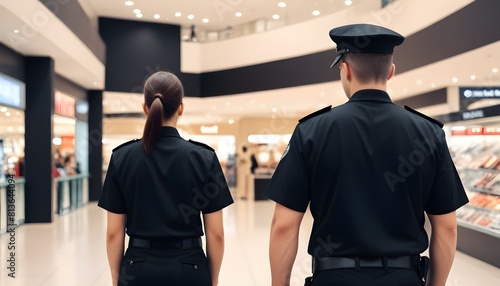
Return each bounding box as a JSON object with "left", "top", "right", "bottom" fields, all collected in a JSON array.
[
  {"left": 265, "top": 89, "right": 468, "bottom": 258},
  {"left": 98, "top": 127, "right": 234, "bottom": 239}
]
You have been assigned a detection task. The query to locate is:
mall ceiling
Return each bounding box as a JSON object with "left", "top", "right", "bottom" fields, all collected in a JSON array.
[{"left": 0, "top": 0, "right": 499, "bottom": 131}]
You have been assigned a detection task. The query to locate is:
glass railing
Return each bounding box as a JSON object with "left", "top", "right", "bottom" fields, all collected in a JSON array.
[
  {"left": 0, "top": 177, "right": 25, "bottom": 234},
  {"left": 53, "top": 174, "right": 89, "bottom": 215}
]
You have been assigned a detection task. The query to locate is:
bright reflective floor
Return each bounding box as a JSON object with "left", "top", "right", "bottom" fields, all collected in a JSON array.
[{"left": 1, "top": 199, "right": 500, "bottom": 286}]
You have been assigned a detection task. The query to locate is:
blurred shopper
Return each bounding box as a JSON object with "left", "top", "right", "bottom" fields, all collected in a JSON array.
[
  {"left": 98, "top": 71, "right": 233, "bottom": 286},
  {"left": 266, "top": 24, "right": 468, "bottom": 286},
  {"left": 237, "top": 145, "right": 251, "bottom": 199}
]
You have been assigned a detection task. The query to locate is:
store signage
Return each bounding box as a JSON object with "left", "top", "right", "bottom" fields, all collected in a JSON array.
[
  {"left": 55, "top": 91, "right": 75, "bottom": 117},
  {"left": 462, "top": 109, "right": 485, "bottom": 120},
  {"left": 0, "top": 73, "right": 25, "bottom": 109},
  {"left": 200, "top": 125, "right": 218, "bottom": 134},
  {"left": 460, "top": 87, "right": 500, "bottom": 99}
]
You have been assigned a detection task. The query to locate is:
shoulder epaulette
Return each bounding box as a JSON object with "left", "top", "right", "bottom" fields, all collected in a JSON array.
[
  {"left": 299, "top": 105, "right": 332, "bottom": 123},
  {"left": 404, "top": 105, "right": 444, "bottom": 128},
  {"left": 112, "top": 138, "right": 141, "bottom": 152},
  {"left": 188, "top": 139, "right": 214, "bottom": 151}
]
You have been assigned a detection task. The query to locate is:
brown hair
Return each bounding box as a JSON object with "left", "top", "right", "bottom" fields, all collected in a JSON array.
[
  {"left": 142, "top": 71, "right": 184, "bottom": 156},
  {"left": 343, "top": 53, "right": 393, "bottom": 84}
]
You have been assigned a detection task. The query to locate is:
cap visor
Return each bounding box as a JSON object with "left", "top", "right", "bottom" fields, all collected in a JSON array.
[{"left": 330, "top": 54, "right": 343, "bottom": 68}]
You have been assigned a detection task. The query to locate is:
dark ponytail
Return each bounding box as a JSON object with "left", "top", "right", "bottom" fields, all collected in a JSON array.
[{"left": 142, "top": 72, "right": 184, "bottom": 156}]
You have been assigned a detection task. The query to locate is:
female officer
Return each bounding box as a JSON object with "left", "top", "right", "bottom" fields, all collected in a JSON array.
[{"left": 98, "top": 71, "right": 234, "bottom": 286}]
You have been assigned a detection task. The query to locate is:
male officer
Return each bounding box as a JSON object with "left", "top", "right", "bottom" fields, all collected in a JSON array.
[{"left": 265, "top": 24, "right": 468, "bottom": 286}]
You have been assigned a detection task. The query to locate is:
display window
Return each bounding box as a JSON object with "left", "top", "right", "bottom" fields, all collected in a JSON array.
[
  {"left": 448, "top": 123, "right": 500, "bottom": 237},
  {"left": 0, "top": 106, "right": 25, "bottom": 179}
]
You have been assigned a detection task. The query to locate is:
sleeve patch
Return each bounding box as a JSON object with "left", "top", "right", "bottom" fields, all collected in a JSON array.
[
  {"left": 404, "top": 105, "right": 444, "bottom": 128},
  {"left": 299, "top": 105, "right": 332, "bottom": 123}
]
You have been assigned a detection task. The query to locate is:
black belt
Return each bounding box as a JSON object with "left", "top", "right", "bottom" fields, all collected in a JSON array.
[
  {"left": 129, "top": 237, "right": 202, "bottom": 250},
  {"left": 312, "top": 255, "right": 420, "bottom": 273}
]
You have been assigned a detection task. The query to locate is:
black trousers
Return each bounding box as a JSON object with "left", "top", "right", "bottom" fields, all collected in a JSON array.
[
  {"left": 311, "top": 268, "right": 421, "bottom": 286},
  {"left": 118, "top": 246, "right": 211, "bottom": 286}
]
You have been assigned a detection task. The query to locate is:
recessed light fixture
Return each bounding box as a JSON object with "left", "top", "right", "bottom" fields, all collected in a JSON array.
[
  {"left": 175, "top": 12, "right": 182, "bottom": 17},
  {"left": 187, "top": 14, "right": 194, "bottom": 20},
  {"left": 228, "top": 119, "right": 235, "bottom": 124},
  {"left": 235, "top": 11, "right": 242, "bottom": 17},
  {"left": 133, "top": 9, "right": 141, "bottom": 14},
  {"left": 493, "top": 68, "right": 499, "bottom": 73},
  {"left": 470, "top": 75, "right": 476, "bottom": 80},
  {"left": 312, "top": 10, "right": 320, "bottom": 16},
  {"left": 125, "top": 1, "right": 134, "bottom": 6},
  {"left": 272, "top": 14, "right": 280, "bottom": 20},
  {"left": 13, "top": 29, "right": 19, "bottom": 33},
  {"left": 345, "top": 0, "right": 353, "bottom": 6},
  {"left": 154, "top": 14, "right": 160, "bottom": 19},
  {"left": 5, "top": 112, "right": 11, "bottom": 117},
  {"left": 278, "top": 2, "right": 287, "bottom": 8},
  {"left": 430, "top": 83, "right": 436, "bottom": 88},
  {"left": 452, "top": 77, "right": 458, "bottom": 83},
  {"left": 272, "top": 107, "right": 278, "bottom": 113},
  {"left": 1, "top": 107, "right": 7, "bottom": 112},
  {"left": 416, "top": 79, "right": 422, "bottom": 85},
  {"left": 136, "top": 13, "right": 143, "bottom": 18},
  {"left": 7, "top": 126, "right": 13, "bottom": 132},
  {"left": 202, "top": 18, "right": 209, "bottom": 23}
]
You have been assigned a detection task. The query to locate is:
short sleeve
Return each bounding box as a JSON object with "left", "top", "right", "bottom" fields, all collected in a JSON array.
[
  {"left": 425, "top": 132, "right": 469, "bottom": 214},
  {"left": 201, "top": 154, "right": 234, "bottom": 214},
  {"left": 264, "top": 127, "right": 311, "bottom": 213},
  {"left": 98, "top": 154, "right": 127, "bottom": 214}
]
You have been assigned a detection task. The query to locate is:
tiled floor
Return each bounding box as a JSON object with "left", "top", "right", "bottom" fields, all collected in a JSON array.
[{"left": 1, "top": 199, "right": 499, "bottom": 285}]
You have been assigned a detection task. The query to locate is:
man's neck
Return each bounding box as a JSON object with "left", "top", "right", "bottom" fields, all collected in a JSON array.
[{"left": 348, "top": 82, "right": 387, "bottom": 98}]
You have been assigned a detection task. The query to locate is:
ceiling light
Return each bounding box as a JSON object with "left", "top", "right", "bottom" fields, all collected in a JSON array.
[
  {"left": 312, "top": 10, "right": 320, "bottom": 16},
  {"left": 470, "top": 75, "right": 476, "bottom": 80},
  {"left": 235, "top": 11, "right": 242, "bottom": 17},
  {"left": 202, "top": 18, "right": 209, "bottom": 23},
  {"left": 0, "top": 107, "right": 7, "bottom": 112},
  {"left": 133, "top": 9, "right": 141, "bottom": 14},
  {"left": 5, "top": 112, "right": 11, "bottom": 117},
  {"left": 493, "top": 68, "right": 499, "bottom": 73},
  {"left": 345, "top": 0, "right": 353, "bottom": 6},
  {"left": 124, "top": 1, "right": 134, "bottom": 6},
  {"left": 272, "top": 107, "right": 278, "bottom": 113},
  {"left": 187, "top": 14, "right": 194, "bottom": 20},
  {"left": 228, "top": 119, "right": 235, "bottom": 124},
  {"left": 136, "top": 13, "right": 143, "bottom": 18},
  {"left": 272, "top": 14, "right": 280, "bottom": 20},
  {"left": 175, "top": 12, "right": 182, "bottom": 17},
  {"left": 93, "top": 81, "right": 97, "bottom": 86},
  {"left": 13, "top": 29, "right": 19, "bottom": 33},
  {"left": 416, "top": 79, "right": 422, "bottom": 85},
  {"left": 7, "top": 126, "right": 13, "bottom": 132},
  {"left": 452, "top": 77, "right": 458, "bottom": 83},
  {"left": 430, "top": 83, "right": 436, "bottom": 88},
  {"left": 278, "top": 2, "right": 286, "bottom": 8},
  {"left": 154, "top": 14, "right": 160, "bottom": 19}
]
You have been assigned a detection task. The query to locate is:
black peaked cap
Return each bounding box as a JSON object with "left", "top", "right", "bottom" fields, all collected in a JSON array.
[{"left": 329, "top": 24, "right": 405, "bottom": 67}]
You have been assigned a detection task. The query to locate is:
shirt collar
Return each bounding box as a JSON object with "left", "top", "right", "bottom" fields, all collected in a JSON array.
[
  {"left": 159, "top": 126, "right": 181, "bottom": 137},
  {"left": 348, "top": 89, "right": 392, "bottom": 103}
]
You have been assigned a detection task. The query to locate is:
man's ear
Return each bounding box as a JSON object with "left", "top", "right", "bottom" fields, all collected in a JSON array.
[
  {"left": 387, "top": 64, "right": 396, "bottom": 80},
  {"left": 142, "top": 103, "right": 149, "bottom": 115},
  {"left": 341, "top": 62, "right": 351, "bottom": 81}
]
